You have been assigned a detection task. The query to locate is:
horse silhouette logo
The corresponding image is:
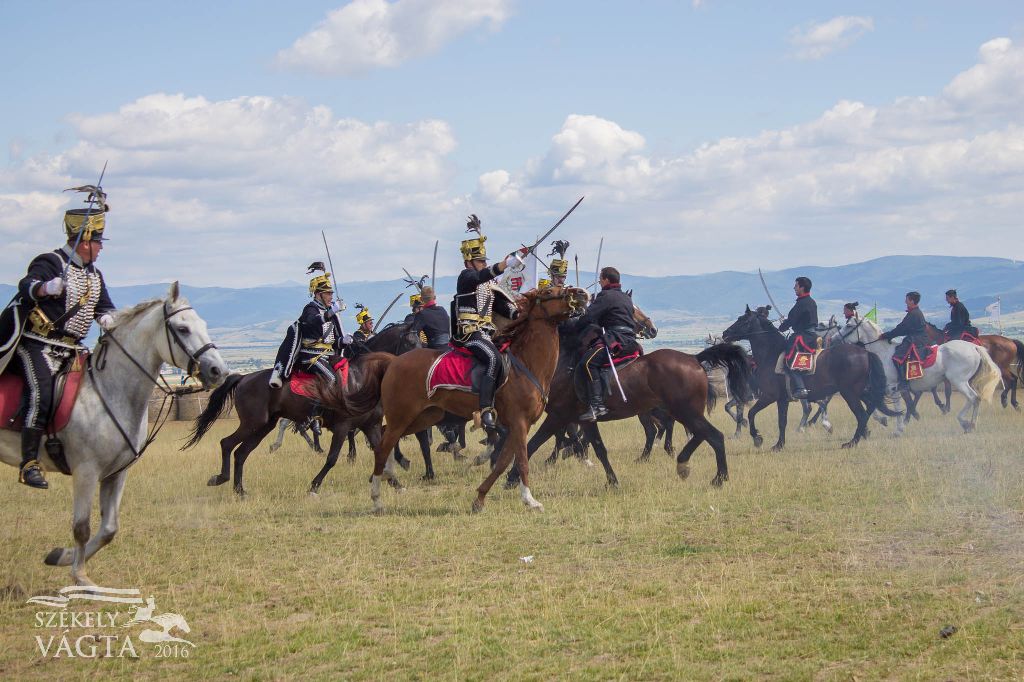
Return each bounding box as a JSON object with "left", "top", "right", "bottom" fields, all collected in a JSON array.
[{"left": 122, "top": 596, "right": 195, "bottom": 647}]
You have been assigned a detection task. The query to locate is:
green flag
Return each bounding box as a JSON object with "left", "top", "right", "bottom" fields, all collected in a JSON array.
[{"left": 864, "top": 304, "right": 878, "bottom": 323}]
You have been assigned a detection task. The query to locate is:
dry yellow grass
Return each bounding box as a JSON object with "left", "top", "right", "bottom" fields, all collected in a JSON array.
[{"left": 1, "top": 403, "right": 1022, "bottom": 680}]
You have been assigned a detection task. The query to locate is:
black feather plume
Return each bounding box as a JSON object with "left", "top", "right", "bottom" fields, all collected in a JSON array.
[
  {"left": 547, "top": 240, "right": 570, "bottom": 259},
  {"left": 306, "top": 262, "right": 326, "bottom": 274},
  {"left": 465, "top": 214, "right": 482, "bottom": 235}
]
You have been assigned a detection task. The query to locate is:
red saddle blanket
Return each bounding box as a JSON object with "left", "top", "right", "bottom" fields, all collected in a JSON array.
[
  {"left": 895, "top": 344, "right": 940, "bottom": 369},
  {"left": 600, "top": 348, "right": 641, "bottom": 368},
  {"left": 957, "top": 332, "right": 983, "bottom": 346},
  {"left": 0, "top": 359, "right": 87, "bottom": 433},
  {"left": 427, "top": 346, "right": 475, "bottom": 396},
  {"left": 290, "top": 359, "right": 349, "bottom": 398}
]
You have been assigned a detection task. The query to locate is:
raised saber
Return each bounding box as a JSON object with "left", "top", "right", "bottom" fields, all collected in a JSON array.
[
  {"left": 321, "top": 230, "right": 347, "bottom": 335},
  {"left": 431, "top": 240, "right": 438, "bottom": 290},
  {"left": 521, "top": 196, "right": 585, "bottom": 257},
  {"left": 63, "top": 160, "right": 108, "bottom": 279},
  {"left": 586, "top": 236, "right": 604, "bottom": 290},
  {"left": 757, "top": 268, "right": 785, "bottom": 322},
  {"left": 603, "top": 327, "right": 628, "bottom": 403},
  {"left": 574, "top": 254, "right": 579, "bottom": 287},
  {"left": 372, "top": 292, "right": 404, "bottom": 334}
]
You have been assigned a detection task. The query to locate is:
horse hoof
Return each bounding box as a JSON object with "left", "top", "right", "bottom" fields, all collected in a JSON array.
[
  {"left": 473, "top": 453, "right": 491, "bottom": 467},
  {"left": 635, "top": 455, "right": 651, "bottom": 463},
  {"left": 677, "top": 462, "right": 690, "bottom": 480},
  {"left": 207, "top": 475, "right": 228, "bottom": 487},
  {"left": 770, "top": 444, "right": 784, "bottom": 453},
  {"left": 503, "top": 477, "right": 518, "bottom": 490},
  {"left": 841, "top": 440, "right": 856, "bottom": 449},
  {"left": 752, "top": 436, "right": 763, "bottom": 448},
  {"left": 398, "top": 459, "right": 411, "bottom": 471},
  {"left": 607, "top": 477, "right": 620, "bottom": 488},
  {"left": 43, "top": 548, "right": 64, "bottom": 566},
  {"left": 234, "top": 487, "right": 247, "bottom": 498},
  {"left": 387, "top": 477, "right": 403, "bottom": 489},
  {"left": 452, "top": 453, "right": 467, "bottom": 462},
  {"left": 471, "top": 498, "right": 485, "bottom": 514},
  {"left": 269, "top": 445, "right": 280, "bottom": 453},
  {"left": 308, "top": 490, "right": 320, "bottom": 499},
  {"left": 527, "top": 502, "right": 545, "bottom": 512},
  {"left": 711, "top": 473, "right": 727, "bottom": 487},
  {"left": 346, "top": 456, "right": 356, "bottom": 464}
]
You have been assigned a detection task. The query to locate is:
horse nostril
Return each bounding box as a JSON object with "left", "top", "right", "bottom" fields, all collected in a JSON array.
[{"left": 210, "top": 366, "right": 222, "bottom": 377}]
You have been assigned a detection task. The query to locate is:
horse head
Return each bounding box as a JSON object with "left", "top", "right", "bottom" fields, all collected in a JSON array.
[
  {"left": 631, "top": 301, "right": 658, "bottom": 339},
  {"left": 522, "top": 285, "right": 590, "bottom": 323},
  {"left": 722, "top": 305, "right": 770, "bottom": 342}
]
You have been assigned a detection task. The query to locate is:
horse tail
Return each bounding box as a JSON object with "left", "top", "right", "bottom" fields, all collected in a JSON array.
[
  {"left": 182, "top": 372, "right": 244, "bottom": 449},
  {"left": 312, "top": 352, "right": 394, "bottom": 416},
  {"left": 697, "top": 342, "right": 752, "bottom": 404},
  {"left": 1013, "top": 339, "right": 1024, "bottom": 381},
  {"left": 970, "top": 347, "right": 1003, "bottom": 402},
  {"left": 865, "top": 353, "right": 903, "bottom": 417}
]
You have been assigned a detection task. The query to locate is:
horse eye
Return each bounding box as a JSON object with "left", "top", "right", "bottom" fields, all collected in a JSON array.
[{"left": 177, "top": 326, "right": 190, "bottom": 335}]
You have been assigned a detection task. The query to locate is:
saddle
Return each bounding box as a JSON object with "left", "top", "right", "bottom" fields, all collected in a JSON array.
[
  {"left": 893, "top": 343, "right": 939, "bottom": 380},
  {"left": 290, "top": 358, "right": 349, "bottom": 398},
  {"left": 426, "top": 344, "right": 510, "bottom": 398},
  {"left": 0, "top": 351, "right": 87, "bottom": 436},
  {"left": 778, "top": 336, "right": 819, "bottom": 374}
]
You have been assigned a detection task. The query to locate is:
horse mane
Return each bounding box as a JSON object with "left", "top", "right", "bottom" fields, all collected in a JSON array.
[
  {"left": 108, "top": 297, "right": 178, "bottom": 330},
  {"left": 493, "top": 290, "right": 542, "bottom": 345}
]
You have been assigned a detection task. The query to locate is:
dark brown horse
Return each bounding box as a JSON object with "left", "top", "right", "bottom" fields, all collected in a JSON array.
[
  {"left": 317, "top": 286, "right": 589, "bottom": 513},
  {"left": 182, "top": 323, "right": 420, "bottom": 496},
  {"left": 722, "top": 306, "right": 900, "bottom": 450}
]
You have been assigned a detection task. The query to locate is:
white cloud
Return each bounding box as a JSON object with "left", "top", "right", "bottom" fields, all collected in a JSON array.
[
  {"left": 276, "top": 0, "right": 512, "bottom": 76},
  {"left": 789, "top": 15, "right": 873, "bottom": 60},
  {"left": 474, "top": 38, "right": 1024, "bottom": 277}
]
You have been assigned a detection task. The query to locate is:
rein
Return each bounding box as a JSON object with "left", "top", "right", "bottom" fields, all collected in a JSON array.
[{"left": 88, "top": 303, "right": 216, "bottom": 481}]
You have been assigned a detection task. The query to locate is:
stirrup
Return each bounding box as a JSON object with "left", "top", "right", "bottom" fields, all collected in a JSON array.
[
  {"left": 480, "top": 407, "right": 498, "bottom": 431},
  {"left": 19, "top": 460, "right": 49, "bottom": 489},
  {"left": 308, "top": 416, "right": 323, "bottom": 437}
]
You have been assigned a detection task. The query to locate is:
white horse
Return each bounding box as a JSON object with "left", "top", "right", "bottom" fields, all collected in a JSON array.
[
  {"left": 836, "top": 317, "right": 1002, "bottom": 433},
  {"left": 0, "top": 283, "right": 226, "bottom": 585}
]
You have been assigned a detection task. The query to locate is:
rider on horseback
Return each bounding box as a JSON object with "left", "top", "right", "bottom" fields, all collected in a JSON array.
[
  {"left": 0, "top": 185, "right": 116, "bottom": 489},
  {"left": 943, "top": 289, "right": 978, "bottom": 341},
  {"left": 778, "top": 276, "right": 818, "bottom": 399},
  {"left": 409, "top": 286, "right": 450, "bottom": 350},
  {"left": 880, "top": 291, "right": 929, "bottom": 391},
  {"left": 403, "top": 293, "right": 423, "bottom": 324},
  {"left": 269, "top": 264, "right": 346, "bottom": 389},
  {"left": 452, "top": 214, "right": 523, "bottom": 432},
  {"left": 563, "top": 266, "right": 638, "bottom": 421},
  {"left": 843, "top": 301, "right": 859, "bottom": 322},
  {"left": 546, "top": 240, "right": 570, "bottom": 288},
  {"left": 352, "top": 305, "right": 375, "bottom": 346}
]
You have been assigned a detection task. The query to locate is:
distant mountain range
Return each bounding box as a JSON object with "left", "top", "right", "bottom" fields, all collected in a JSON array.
[{"left": 2, "top": 256, "right": 1021, "bottom": 345}]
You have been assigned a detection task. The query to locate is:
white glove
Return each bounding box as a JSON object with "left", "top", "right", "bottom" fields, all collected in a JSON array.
[
  {"left": 40, "top": 277, "right": 65, "bottom": 297},
  {"left": 504, "top": 253, "right": 524, "bottom": 270},
  {"left": 336, "top": 299, "right": 347, "bottom": 312},
  {"left": 342, "top": 334, "right": 354, "bottom": 345},
  {"left": 98, "top": 313, "right": 115, "bottom": 331},
  {"left": 329, "top": 300, "right": 343, "bottom": 315}
]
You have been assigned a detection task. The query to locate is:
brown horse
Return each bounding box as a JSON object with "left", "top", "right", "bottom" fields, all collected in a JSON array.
[
  {"left": 722, "top": 306, "right": 901, "bottom": 450},
  {"left": 317, "top": 286, "right": 589, "bottom": 513},
  {"left": 182, "top": 323, "right": 420, "bottom": 496}
]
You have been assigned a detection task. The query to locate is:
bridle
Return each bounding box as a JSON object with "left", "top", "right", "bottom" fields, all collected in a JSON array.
[{"left": 89, "top": 302, "right": 218, "bottom": 480}]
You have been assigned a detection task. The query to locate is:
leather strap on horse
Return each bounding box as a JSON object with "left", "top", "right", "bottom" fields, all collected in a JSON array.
[{"left": 507, "top": 351, "right": 548, "bottom": 405}]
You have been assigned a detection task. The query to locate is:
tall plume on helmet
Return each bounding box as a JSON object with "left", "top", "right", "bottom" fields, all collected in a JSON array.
[
  {"left": 306, "top": 262, "right": 327, "bottom": 274},
  {"left": 64, "top": 184, "right": 110, "bottom": 213},
  {"left": 548, "top": 240, "right": 570, "bottom": 259},
  {"left": 465, "top": 214, "right": 482, "bottom": 236},
  {"left": 403, "top": 273, "right": 428, "bottom": 291}
]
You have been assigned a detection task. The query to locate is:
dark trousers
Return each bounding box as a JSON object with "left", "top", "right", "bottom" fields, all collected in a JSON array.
[
  {"left": 9, "top": 339, "right": 71, "bottom": 430},
  {"left": 461, "top": 332, "right": 501, "bottom": 382},
  {"left": 296, "top": 348, "right": 337, "bottom": 385}
]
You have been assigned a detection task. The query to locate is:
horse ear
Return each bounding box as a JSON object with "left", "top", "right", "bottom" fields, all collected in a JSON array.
[
  {"left": 745, "top": 304, "right": 751, "bottom": 313},
  {"left": 626, "top": 289, "right": 633, "bottom": 297},
  {"left": 168, "top": 281, "right": 180, "bottom": 302}
]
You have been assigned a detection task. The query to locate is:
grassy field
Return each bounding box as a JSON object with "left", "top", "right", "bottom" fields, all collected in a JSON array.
[{"left": 1, "top": 403, "right": 1022, "bottom": 680}]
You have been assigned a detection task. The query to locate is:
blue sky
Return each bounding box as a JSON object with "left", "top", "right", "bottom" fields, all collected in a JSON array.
[{"left": 2, "top": 1, "right": 1023, "bottom": 286}]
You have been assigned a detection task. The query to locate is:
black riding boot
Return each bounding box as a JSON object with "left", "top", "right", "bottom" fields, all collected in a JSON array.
[
  {"left": 305, "top": 404, "right": 324, "bottom": 438},
  {"left": 19, "top": 427, "right": 48, "bottom": 489},
  {"left": 579, "top": 379, "right": 608, "bottom": 421},
  {"left": 788, "top": 371, "right": 809, "bottom": 399},
  {"left": 478, "top": 375, "right": 498, "bottom": 431}
]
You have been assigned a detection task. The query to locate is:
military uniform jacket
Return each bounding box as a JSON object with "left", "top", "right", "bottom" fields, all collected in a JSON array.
[
  {"left": 452, "top": 264, "right": 502, "bottom": 338},
  {"left": 352, "top": 329, "right": 373, "bottom": 344},
  {"left": 410, "top": 303, "right": 451, "bottom": 349},
  {"left": 779, "top": 295, "right": 818, "bottom": 340},
  {"left": 949, "top": 301, "right": 971, "bottom": 329},
  {"left": 298, "top": 301, "right": 342, "bottom": 352},
  {"left": 883, "top": 307, "right": 928, "bottom": 346},
  {"left": 571, "top": 285, "right": 637, "bottom": 348}
]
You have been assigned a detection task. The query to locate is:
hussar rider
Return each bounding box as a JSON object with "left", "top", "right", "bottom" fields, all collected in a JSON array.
[
  {"left": 269, "top": 263, "right": 346, "bottom": 390},
  {"left": 452, "top": 214, "right": 524, "bottom": 431},
  {"left": 0, "top": 185, "right": 116, "bottom": 488},
  {"left": 352, "top": 304, "right": 375, "bottom": 345},
  {"left": 545, "top": 240, "right": 570, "bottom": 288},
  {"left": 409, "top": 286, "right": 451, "bottom": 350},
  {"left": 777, "top": 276, "right": 818, "bottom": 399}
]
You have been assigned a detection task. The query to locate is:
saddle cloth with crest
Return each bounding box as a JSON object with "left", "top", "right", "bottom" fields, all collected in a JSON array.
[
  {"left": 290, "top": 358, "right": 349, "bottom": 398},
  {"left": 0, "top": 352, "right": 87, "bottom": 433},
  {"left": 426, "top": 344, "right": 510, "bottom": 398}
]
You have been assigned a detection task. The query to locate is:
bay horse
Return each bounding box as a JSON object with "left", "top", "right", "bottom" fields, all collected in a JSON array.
[
  {"left": 317, "top": 286, "right": 590, "bottom": 513},
  {"left": 506, "top": 333, "right": 750, "bottom": 488},
  {"left": 0, "top": 283, "right": 227, "bottom": 585},
  {"left": 722, "top": 306, "right": 901, "bottom": 451},
  {"left": 183, "top": 322, "right": 420, "bottom": 496}
]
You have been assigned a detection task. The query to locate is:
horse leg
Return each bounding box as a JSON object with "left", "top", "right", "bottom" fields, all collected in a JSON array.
[
  {"left": 269, "top": 419, "right": 288, "bottom": 453},
  {"left": 62, "top": 467, "right": 100, "bottom": 586},
  {"left": 392, "top": 441, "right": 411, "bottom": 471},
  {"left": 839, "top": 387, "right": 869, "bottom": 449},
  {"left": 580, "top": 421, "right": 618, "bottom": 487},
  {"left": 346, "top": 431, "right": 358, "bottom": 462},
  {"left": 233, "top": 422, "right": 276, "bottom": 496},
  {"left": 369, "top": 419, "right": 411, "bottom": 513},
  {"left": 416, "top": 429, "right": 435, "bottom": 481},
  {"left": 48, "top": 470, "right": 127, "bottom": 579},
  {"left": 953, "top": 380, "right": 980, "bottom": 433},
  {"left": 798, "top": 399, "right": 810, "bottom": 433},
  {"left": 474, "top": 422, "right": 534, "bottom": 512},
  {"left": 637, "top": 412, "right": 656, "bottom": 462},
  {"left": 747, "top": 397, "right": 773, "bottom": 449},
  {"left": 309, "top": 430, "right": 346, "bottom": 495},
  {"left": 506, "top": 414, "right": 562, "bottom": 488},
  {"left": 300, "top": 424, "right": 320, "bottom": 453},
  {"left": 663, "top": 419, "right": 675, "bottom": 456},
  {"left": 944, "top": 380, "right": 952, "bottom": 413},
  {"left": 1011, "top": 376, "right": 1021, "bottom": 411},
  {"left": 817, "top": 399, "right": 834, "bottom": 434},
  {"left": 770, "top": 398, "right": 788, "bottom": 452},
  {"left": 544, "top": 430, "right": 564, "bottom": 466},
  {"left": 905, "top": 391, "right": 921, "bottom": 421}
]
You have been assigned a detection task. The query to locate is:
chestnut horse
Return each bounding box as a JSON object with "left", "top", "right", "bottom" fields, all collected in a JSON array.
[
  {"left": 722, "top": 306, "right": 901, "bottom": 451},
  {"left": 317, "top": 286, "right": 589, "bottom": 513}
]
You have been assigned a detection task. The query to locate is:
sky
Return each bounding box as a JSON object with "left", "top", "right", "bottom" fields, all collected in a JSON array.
[{"left": 2, "top": 0, "right": 1023, "bottom": 287}]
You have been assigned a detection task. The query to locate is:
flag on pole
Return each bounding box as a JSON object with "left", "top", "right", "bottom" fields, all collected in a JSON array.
[
  {"left": 985, "top": 298, "right": 1001, "bottom": 317},
  {"left": 864, "top": 304, "right": 878, "bottom": 322}
]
